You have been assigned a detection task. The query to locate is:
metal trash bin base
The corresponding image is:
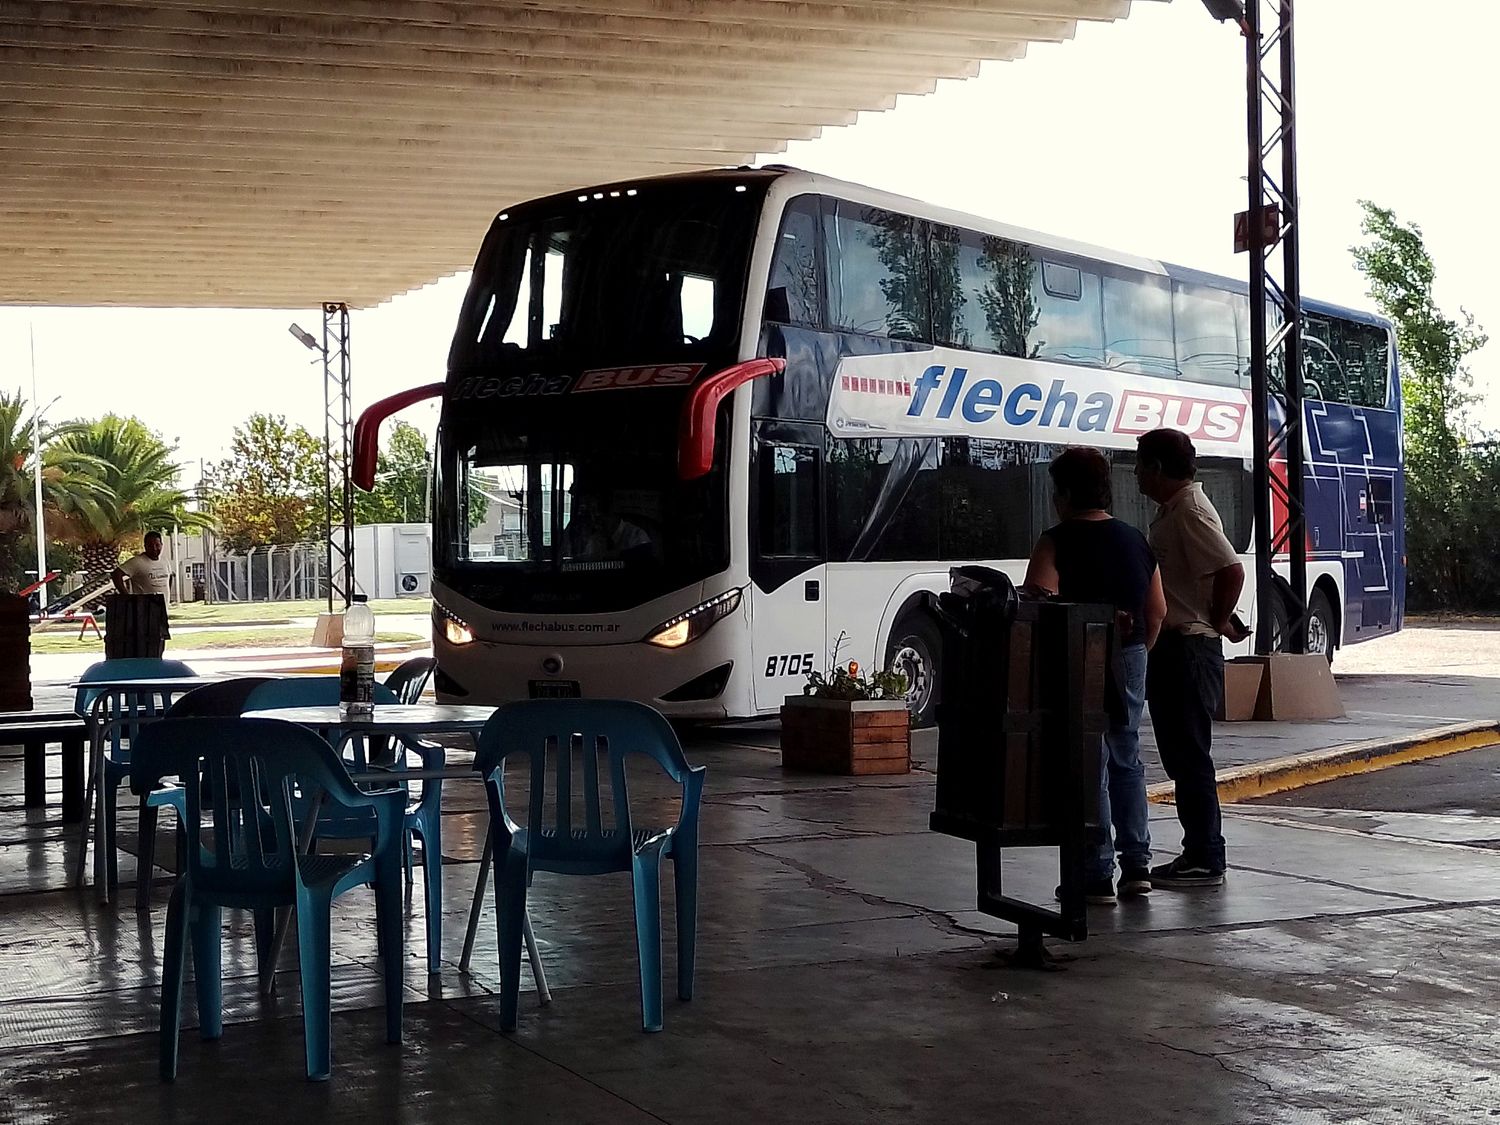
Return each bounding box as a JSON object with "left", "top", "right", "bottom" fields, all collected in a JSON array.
[{"left": 928, "top": 593, "right": 1113, "bottom": 966}]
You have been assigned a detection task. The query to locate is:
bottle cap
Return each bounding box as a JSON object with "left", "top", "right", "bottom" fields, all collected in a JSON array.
[{"left": 353, "top": 594, "right": 368, "bottom": 603}]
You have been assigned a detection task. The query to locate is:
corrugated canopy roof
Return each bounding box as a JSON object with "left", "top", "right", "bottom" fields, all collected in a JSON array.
[{"left": 2, "top": 0, "right": 1165, "bottom": 308}]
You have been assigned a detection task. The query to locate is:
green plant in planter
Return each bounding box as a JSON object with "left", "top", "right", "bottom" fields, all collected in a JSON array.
[{"left": 803, "top": 631, "right": 909, "bottom": 702}]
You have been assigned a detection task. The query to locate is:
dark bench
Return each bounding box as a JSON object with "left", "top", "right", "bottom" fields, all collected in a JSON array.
[{"left": 0, "top": 711, "right": 87, "bottom": 822}]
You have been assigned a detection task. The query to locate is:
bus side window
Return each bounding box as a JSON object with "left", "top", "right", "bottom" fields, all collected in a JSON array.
[
  {"left": 1301, "top": 314, "right": 1348, "bottom": 403},
  {"left": 758, "top": 443, "right": 821, "bottom": 558},
  {"left": 1173, "top": 280, "right": 1240, "bottom": 386},
  {"left": 765, "top": 196, "right": 823, "bottom": 327},
  {"left": 1032, "top": 255, "right": 1104, "bottom": 367},
  {"left": 1102, "top": 266, "right": 1176, "bottom": 378},
  {"left": 824, "top": 201, "right": 928, "bottom": 342},
  {"left": 1336, "top": 320, "right": 1392, "bottom": 409}
]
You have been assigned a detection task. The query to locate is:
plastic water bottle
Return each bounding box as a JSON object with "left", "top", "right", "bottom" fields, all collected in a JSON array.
[{"left": 340, "top": 595, "right": 376, "bottom": 718}]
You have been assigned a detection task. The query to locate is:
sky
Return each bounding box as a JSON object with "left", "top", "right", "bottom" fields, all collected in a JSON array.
[{"left": 2, "top": 0, "right": 1495, "bottom": 479}]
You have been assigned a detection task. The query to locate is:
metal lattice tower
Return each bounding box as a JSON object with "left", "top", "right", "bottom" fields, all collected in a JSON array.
[
  {"left": 1242, "top": 0, "right": 1307, "bottom": 654},
  {"left": 321, "top": 301, "right": 354, "bottom": 611}
]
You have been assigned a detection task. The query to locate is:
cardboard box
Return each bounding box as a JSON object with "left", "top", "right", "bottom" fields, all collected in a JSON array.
[
  {"left": 311, "top": 612, "right": 344, "bottom": 649},
  {"left": 1253, "top": 652, "right": 1344, "bottom": 720},
  {"left": 1218, "top": 658, "right": 1266, "bottom": 722}
]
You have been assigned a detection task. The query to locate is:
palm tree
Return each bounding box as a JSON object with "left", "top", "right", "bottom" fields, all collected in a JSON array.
[
  {"left": 47, "top": 415, "right": 211, "bottom": 594},
  {"left": 0, "top": 390, "right": 109, "bottom": 592}
]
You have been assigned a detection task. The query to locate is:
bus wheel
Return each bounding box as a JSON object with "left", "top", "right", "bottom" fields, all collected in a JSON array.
[
  {"left": 1305, "top": 588, "right": 1336, "bottom": 664},
  {"left": 886, "top": 614, "right": 941, "bottom": 729}
]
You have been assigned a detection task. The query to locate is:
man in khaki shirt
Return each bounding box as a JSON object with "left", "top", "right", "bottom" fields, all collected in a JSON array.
[{"left": 1135, "top": 429, "right": 1248, "bottom": 888}]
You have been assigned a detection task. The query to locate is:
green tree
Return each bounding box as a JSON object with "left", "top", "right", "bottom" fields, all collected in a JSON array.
[
  {"left": 47, "top": 414, "right": 208, "bottom": 591},
  {"left": 0, "top": 392, "right": 103, "bottom": 590},
  {"left": 1352, "top": 201, "right": 1492, "bottom": 609},
  {"left": 355, "top": 420, "right": 431, "bottom": 524},
  {"left": 204, "top": 414, "right": 324, "bottom": 550}
]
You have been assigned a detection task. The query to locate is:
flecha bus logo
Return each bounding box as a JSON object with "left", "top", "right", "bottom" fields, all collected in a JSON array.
[
  {"left": 1113, "top": 391, "right": 1247, "bottom": 443},
  {"left": 574, "top": 364, "right": 703, "bottom": 392}
]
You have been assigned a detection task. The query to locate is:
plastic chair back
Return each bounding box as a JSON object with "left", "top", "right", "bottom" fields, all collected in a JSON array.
[
  {"left": 475, "top": 699, "right": 696, "bottom": 872},
  {"left": 74, "top": 657, "right": 196, "bottom": 717},
  {"left": 167, "top": 678, "right": 278, "bottom": 718},
  {"left": 132, "top": 717, "right": 375, "bottom": 903},
  {"left": 383, "top": 657, "right": 435, "bottom": 704},
  {"left": 242, "top": 676, "right": 398, "bottom": 713}
]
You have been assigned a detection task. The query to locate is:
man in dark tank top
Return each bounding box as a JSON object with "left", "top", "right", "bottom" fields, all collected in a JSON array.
[{"left": 1025, "top": 447, "right": 1166, "bottom": 904}]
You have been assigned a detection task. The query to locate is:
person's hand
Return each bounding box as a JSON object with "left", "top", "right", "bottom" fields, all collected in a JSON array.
[{"left": 1216, "top": 615, "right": 1251, "bottom": 643}]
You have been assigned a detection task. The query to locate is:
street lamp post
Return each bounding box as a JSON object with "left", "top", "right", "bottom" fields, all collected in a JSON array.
[{"left": 28, "top": 324, "right": 59, "bottom": 607}]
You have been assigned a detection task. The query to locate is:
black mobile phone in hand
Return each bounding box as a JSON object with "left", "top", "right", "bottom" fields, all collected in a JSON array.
[{"left": 1227, "top": 612, "right": 1251, "bottom": 642}]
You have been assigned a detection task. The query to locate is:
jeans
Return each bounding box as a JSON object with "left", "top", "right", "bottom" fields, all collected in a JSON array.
[
  {"left": 1146, "top": 630, "right": 1227, "bottom": 869},
  {"left": 1089, "top": 643, "right": 1151, "bottom": 881}
]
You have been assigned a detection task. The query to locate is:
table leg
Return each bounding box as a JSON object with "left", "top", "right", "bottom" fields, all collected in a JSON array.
[
  {"left": 22, "top": 737, "right": 44, "bottom": 810},
  {"left": 73, "top": 718, "right": 104, "bottom": 888},
  {"left": 522, "top": 909, "right": 551, "bottom": 1005},
  {"left": 459, "top": 831, "right": 493, "bottom": 973},
  {"left": 61, "top": 736, "right": 84, "bottom": 823},
  {"left": 457, "top": 829, "right": 548, "bottom": 1002}
]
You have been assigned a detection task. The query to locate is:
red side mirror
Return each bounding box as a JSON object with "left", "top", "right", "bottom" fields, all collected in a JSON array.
[
  {"left": 352, "top": 383, "right": 445, "bottom": 490},
  {"left": 677, "top": 358, "right": 785, "bottom": 480}
]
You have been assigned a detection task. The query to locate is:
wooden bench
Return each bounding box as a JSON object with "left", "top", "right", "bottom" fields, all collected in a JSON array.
[{"left": 0, "top": 711, "right": 87, "bottom": 822}]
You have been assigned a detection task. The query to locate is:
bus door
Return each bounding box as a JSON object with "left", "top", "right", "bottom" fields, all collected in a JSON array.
[
  {"left": 749, "top": 428, "right": 827, "bottom": 711},
  {"left": 1343, "top": 468, "right": 1397, "bottom": 633}
]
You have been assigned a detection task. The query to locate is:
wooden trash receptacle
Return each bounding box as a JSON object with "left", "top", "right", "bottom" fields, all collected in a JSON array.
[
  {"left": 0, "top": 595, "right": 32, "bottom": 712},
  {"left": 104, "top": 594, "right": 169, "bottom": 659}
]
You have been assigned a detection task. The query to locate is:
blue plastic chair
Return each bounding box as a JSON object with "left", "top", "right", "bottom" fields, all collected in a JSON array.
[
  {"left": 131, "top": 717, "right": 406, "bottom": 1082},
  {"left": 241, "top": 676, "right": 448, "bottom": 973},
  {"left": 473, "top": 699, "right": 706, "bottom": 1032},
  {"left": 383, "top": 656, "right": 435, "bottom": 704},
  {"left": 74, "top": 658, "right": 197, "bottom": 900}
]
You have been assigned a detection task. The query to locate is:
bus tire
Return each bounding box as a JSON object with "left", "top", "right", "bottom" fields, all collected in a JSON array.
[
  {"left": 1267, "top": 588, "right": 1336, "bottom": 664},
  {"left": 885, "top": 613, "right": 941, "bottom": 729},
  {"left": 1305, "top": 588, "right": 1336, "bottom": 664}
]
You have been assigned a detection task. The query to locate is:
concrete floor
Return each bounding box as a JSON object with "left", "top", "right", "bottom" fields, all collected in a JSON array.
[{"left": 3, "top": 723, "right": 1499, "bottom": 1124}]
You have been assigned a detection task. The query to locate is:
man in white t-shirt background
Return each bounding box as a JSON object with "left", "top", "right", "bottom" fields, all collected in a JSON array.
[{"left": 113, "top": 531, "right": 173, "bottom": 599}]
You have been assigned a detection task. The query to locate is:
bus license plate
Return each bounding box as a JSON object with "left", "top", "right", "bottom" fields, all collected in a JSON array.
[{"left": 529, "top": 680, "right": 581, "bottom": 699}]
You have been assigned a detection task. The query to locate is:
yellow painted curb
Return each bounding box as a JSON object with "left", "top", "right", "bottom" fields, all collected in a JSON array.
[{"left": 1146, "top": 720, "right": 1500, "bottom": 805}]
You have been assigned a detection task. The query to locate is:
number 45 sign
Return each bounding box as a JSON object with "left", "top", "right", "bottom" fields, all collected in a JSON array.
[{"left": 1234, "top": 204, "right": 1281, "bottom": 254}]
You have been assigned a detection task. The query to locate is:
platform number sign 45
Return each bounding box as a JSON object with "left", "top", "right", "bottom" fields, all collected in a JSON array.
[{"left": 765, "top": 652, "right": 817, "bottom": 678}]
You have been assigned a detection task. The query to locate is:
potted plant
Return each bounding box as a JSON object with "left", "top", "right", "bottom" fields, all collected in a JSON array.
[{"left": 780, "top": 635, "right": 911, "bottom": 776}]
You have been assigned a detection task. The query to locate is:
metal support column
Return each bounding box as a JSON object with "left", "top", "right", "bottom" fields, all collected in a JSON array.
[
  {"left": 321, "top": 301, "right": 354, "bottom": 611},
  {"left": 1242, "top": 0, "right": 1307, "bottom": 654}
]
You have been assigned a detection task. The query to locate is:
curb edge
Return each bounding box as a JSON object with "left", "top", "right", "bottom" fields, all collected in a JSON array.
[{"left": 1147, "top": 719, "right": 1500, "bottom": 805}]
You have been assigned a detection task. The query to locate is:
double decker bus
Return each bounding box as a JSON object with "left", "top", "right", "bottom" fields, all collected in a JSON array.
[{"left": 373, "top": 167, "right": 1402, "bottom": 724}]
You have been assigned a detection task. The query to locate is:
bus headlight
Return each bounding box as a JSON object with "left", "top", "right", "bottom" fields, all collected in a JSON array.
[
  {"left": 434, "top": 605, "right": 475, "bottom": 646},
  {"left": 643, "top": 589, "right": 742, "bottom": 649}
]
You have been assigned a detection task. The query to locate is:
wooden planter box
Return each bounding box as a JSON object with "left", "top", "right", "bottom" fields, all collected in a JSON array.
[
  {"left": 779, "top": 696, "right": 911, "bottom": 776},
  {"left": 0, "top": 595, "right": 33, "bottom": 712}
]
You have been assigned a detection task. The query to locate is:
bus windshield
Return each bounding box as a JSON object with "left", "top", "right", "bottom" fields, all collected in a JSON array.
[
  {"left": 434, "top": 399, "right": 730, "bottom": 613},
  {"left": 449, "top": 176, "right": 765, "bottom": 371}
]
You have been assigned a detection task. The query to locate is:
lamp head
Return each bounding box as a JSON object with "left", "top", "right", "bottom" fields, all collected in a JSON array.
[
  {"left": 288, "top": 323, "right": 322, "bottom": 352},
  {"left": 1201, "top": 0, "right": 1247, "bottom": 20}
]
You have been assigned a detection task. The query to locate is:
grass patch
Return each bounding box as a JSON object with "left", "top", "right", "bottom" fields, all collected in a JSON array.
[
  {"left": 168, "top": 598, "right": 429, "bottom": 626},
  {"left": 30, "top": 627, "right": 424, "bottom": 655}
]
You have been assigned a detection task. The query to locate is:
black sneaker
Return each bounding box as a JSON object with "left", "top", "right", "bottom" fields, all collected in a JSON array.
[
  {"left": 1117, "top": 868, "right": 1152, "bottom": 897},
  {"left": 1055, "top": 880, "right": 1118, "bottom": 906},
  {"left": 1149, "top": 856, "right": 1225, "bottom": 889}
]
